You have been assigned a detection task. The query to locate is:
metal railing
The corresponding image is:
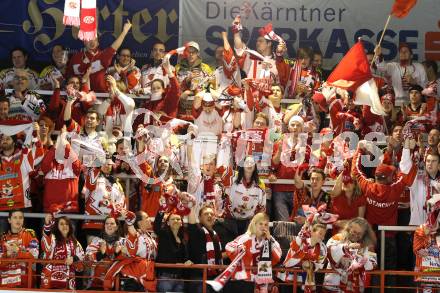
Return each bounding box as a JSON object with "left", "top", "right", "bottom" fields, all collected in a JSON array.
[
  {"left": 0, "top": 258, "right": 438, "bottom": 293},
  {"left": 378, "top": 225, "right": 417, "bottom": 270}
]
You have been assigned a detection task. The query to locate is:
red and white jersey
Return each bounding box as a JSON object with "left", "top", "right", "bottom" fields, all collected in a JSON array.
[
  {"left": 400, "top": 148, "right": 440, "bottom": 226},
  {"left": 0, "top": 145, "right": 43, "bottom": 210},
  {"left": 215, "top": 47, "right": 242, "bottom": 92},
  {"left": 140, "top": 63, "right": 172, "bottom": 94},
  {"left": 83, "top": 169, "right": 126, "bottom": 230},
  {"left": 324, "top": 234, "right": 377, "bottom": 292},
  {"left": 40, "top": 233, "right": 85, "bottom": 290},
  {"left": 261, "top": 104, "right": 284, "bottom": 130},
  {"left": 41, "top": 145, "right": 81, "bottom": 213},
  {"left": 225, "top": 234, "right": 281, "bottom": 281},
  {"left": 85, "top": 236, "right": 125, "bottom": 288},
  {"left": 224, "top": 180, "right": 266, "bottom": 220},
  {"left": 104, "top": 91, "right": 135, "bottom": 136},
  {"left": 107, "top": 63, "right": 141, "bottom": 94},
  {"left": 194, "top": 109, "right": 223, "bottom": 136},
  {"left": 235, "top": 46, "right": 278, "bottom": 79},
  {"left": 0, "top": 229, "right": 39, "bottom": 288},
  {"left": 67, "top": 47, "right": 116, "bottom": 92},
  {"left": 283, "top": 234, "right": 327, "bottom": 270},
  {"left": 187, "top": 175, "right": 224, "bottom": 217},
  {"left": 124, "top": 230, "right": 157, "bottom": 260}
]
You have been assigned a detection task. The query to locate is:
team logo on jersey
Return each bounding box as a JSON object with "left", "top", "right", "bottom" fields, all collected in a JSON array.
[{"left": 7, "top": 199, "right": 14, "bottom": 207}]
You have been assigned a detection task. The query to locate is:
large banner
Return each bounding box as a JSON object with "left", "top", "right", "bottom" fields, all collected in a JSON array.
[
  {"left": 0, "top": 0, "right": 179, "bottom": 66},
  {"left": 179, "top": 0, "right": 440, "bottom": 68}
]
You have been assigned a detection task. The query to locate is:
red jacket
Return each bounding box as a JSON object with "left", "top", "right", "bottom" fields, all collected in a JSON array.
[
  {"left": 351, "top": 149, "right": 416, "bottom": 227},
  {"left": 41, "top": 145, "right": 81, "bottom": 213}
]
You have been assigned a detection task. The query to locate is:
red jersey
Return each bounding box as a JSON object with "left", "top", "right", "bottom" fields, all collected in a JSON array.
[
  {"left": 0, "top": 228, "right": 39, "bottom": 288},
  {"left": 66, "top": 47, "right": 116, "bottom": 92},
  {"left": 352, "top": 150, "right": 416, "bottom": 227},
  {"left": 40, "top": 144, "right": 81, "bottom": 213}
]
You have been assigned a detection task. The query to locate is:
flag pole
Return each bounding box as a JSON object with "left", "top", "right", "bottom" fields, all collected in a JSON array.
[{"left": 372, "top": 14, "right": 392, "bottom": 64}]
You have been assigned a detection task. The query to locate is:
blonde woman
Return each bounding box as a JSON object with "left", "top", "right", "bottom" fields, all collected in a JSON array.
[
  {"left": 324, "top": 217, "right": 377, "bottom": 292},
  {"left": 224, "top": 212, "right": 282, "bottom": 293}
]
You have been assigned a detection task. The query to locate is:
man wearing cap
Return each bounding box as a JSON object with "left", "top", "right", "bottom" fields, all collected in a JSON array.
[
  {"left": 270, "top": 115, "right": 311, "bottom": 221},
  {"left": 175, "top": 41, "right": 213, "bottom": 92},
  {"left": 192, "top": 91, "right": 224, "bottom": 136},
  {"left": 66, "top": 20, "right": 132, "bottom": 92},
  {"left": 175, "top": 41, "right": 213, "bottom": 120},
  {"left": 283, "top": 90, "right": 328, "bottom": 133},
  {"left": 402, "top": 84, "right": 427, "bottom": 121},
  {"left": 375, "top": 43, "right": 428, "bottom": 103}
]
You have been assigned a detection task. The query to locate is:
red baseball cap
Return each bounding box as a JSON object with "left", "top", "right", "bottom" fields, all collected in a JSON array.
[{"left": 312, "top": 92, "right": 328, "bottom": 113}]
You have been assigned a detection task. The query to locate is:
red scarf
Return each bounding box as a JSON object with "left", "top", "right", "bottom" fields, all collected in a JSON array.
[
  {"left": 202, "top": 226, "right": 223, "bottom": 276},
  {"left": 78, "top": 0, "right": 97, "bottom": 41}
]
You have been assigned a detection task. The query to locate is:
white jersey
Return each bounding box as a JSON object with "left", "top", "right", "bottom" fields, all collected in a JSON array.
[
  {"left": 324, "top": 234, "right": 377, "bottom": 292},
  {"left": 235, "top": 46, "right": 278, "bottom": 79},
  {"left": 376, "top": 60, "right": 427, "bottom": 100},
  {"left": 224, "top": 180, "right": 266, "bottom": 220},
  {"left": 194, "top": 110, "right": 223, "bottom": 136}
]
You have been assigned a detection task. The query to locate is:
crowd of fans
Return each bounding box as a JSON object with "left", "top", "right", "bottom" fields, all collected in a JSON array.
[{"left": 0, "top": 15, "right": 440, "bottom": 293}]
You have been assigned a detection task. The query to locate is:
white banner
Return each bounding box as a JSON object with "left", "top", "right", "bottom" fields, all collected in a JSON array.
[{"left": 179, "top": 0, "right": 440, "bottom": 68}]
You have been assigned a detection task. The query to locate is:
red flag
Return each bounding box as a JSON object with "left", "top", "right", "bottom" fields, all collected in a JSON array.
[
  {"left": 327, "top": 41, "right": 385, "bottom": 116},
  {"left": 391, "top": 0, "right": 417, "bottom": 18},
  {"left": 327, "top": 41, "right": 372, "bottom": 91}
]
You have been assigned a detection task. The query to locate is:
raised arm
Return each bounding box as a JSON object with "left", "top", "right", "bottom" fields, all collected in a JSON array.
[{"left": 111, "top": 20, "right": 132, "bottom": 51}]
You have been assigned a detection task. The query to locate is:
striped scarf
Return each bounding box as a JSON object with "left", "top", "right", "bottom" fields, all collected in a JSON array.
[
  {"left": 287, "top": 59, "right": 303, "bottom": 98},
  {"left": 202, "top": 226, "right": 223, "bottom": 276}
]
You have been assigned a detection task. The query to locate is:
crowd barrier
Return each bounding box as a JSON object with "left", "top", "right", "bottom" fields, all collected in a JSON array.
[{"left": 0, "top": 258, "right": 438, "bottom": 293}]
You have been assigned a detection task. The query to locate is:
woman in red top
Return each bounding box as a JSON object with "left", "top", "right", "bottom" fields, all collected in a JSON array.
[{"left": 330, "top": 168, "right": 366, "bottom": 234}]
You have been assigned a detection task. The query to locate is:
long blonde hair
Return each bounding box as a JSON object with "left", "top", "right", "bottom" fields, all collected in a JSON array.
[
  {"left": 340, "top": 217, "right": 376, "bottom": 248},
  {"left": 246, "top": 213, "right": 269, "bottom": 235}
]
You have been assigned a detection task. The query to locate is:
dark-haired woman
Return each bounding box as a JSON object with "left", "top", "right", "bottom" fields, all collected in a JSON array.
[
  {"left": 154, "top": 211, "right": 191, "bottom": 292},
  {"left": 85, "top": 216, "right": 123, "bottom": 289},
  {"left": 220, "top": 156, "right": 266, "bottom": 244},
  {"left": 40, "top": 214, "right": 84, "bottom": 290},
  {"left": 107, "top": 210, "right": 157, "bottom": 292}
]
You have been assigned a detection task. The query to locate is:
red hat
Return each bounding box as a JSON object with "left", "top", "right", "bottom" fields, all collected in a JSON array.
[
  {"left": 374, "top": 163, "right": 396, "bottom": 179},
  {"left": 312, "top": 92, "right": 328, "bottom": 113}
]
